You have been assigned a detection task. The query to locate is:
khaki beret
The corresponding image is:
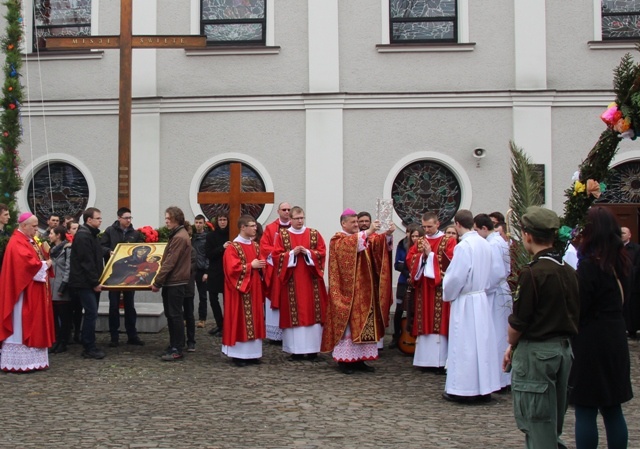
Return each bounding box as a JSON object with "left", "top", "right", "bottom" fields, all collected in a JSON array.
[{"left": 521, "top": 206, "right": 559, "bottom": 234}]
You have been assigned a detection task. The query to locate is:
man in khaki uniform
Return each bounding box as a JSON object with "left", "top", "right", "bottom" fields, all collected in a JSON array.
[{"left": 503, "top": 206, "right": 580, "bottom": 449}]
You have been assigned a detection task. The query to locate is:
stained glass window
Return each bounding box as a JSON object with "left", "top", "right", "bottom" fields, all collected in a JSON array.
[
  {"left": 198, "top": 162, "right": 267, "bottom": 220},
  {"left": 33, "top": 0, "right": 92, "bottom": 51},
  {"left": 391, "top": 160, "right": 462, "bottom": 227},
  {"left": 390, "top": 0, "right": 457, "bottom": 43},
  {"left": 596, "top": 161, "right": 640, "bottom": 203},
  {"left": 201, "top": 0, "right": 266, "bottom": 45},
  {"left": 26, "top": 162, "right": 90, "bottom": 229},
  {"left": 602, "top": 0, "right": 640, "bottom": 40}
]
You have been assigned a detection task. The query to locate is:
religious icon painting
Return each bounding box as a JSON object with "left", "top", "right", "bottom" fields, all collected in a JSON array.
[{"left": 99, "top": 243, "right": 167, "bottom": 290}]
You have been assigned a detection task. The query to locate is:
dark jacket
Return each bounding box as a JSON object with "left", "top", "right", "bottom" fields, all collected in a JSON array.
[
  {"left": 192, "top": 230, "right": 209, "bottom": 271},
  {"left": 100, "top": 220, "right": 143, "bottom": 262},
  {"left": 153, "top": 225, "right": 191, "bottom": 288},
  {"left": 69, "top": 224, "right": 106, "bottom": 288},
  {"left": 205, "top": 226, "right": 229, "bottom": 294}
]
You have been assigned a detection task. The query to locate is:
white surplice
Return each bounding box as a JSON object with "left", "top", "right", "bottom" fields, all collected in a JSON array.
[
  {"left": 443, "top": 230, "right": 501, "bottom": 396},
  {"left": 486, "top": 232, "right": 512, "bottom": 388}
]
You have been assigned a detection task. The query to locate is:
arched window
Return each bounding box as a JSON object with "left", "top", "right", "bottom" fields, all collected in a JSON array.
[
  {"left": 597, "top": 160, "right": 640, "bottom": 203},
  {"left": 198, "top": 161, "right": 267, "bottom": 220},
  {"left": 391, "top": 160, "right": 462, "bottom": 226},
  {"left": 26, "top": 161, "right": 90, "bottom": 229}
]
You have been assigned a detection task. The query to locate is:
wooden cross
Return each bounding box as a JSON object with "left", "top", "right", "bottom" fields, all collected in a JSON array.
[
  {"left": 44, "top": 0, "right": 206, "bottom": 209},
  {"left": 197, "top": 162, "right": 275, "bottom": 231}
]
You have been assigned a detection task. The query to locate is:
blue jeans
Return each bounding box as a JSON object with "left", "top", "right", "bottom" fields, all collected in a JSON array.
[
  {"left": 108, "top": 290, "right": 138, "bottom": 341},
  {"left": 75, "top": 288, "right": 100, "bottom": 351}
]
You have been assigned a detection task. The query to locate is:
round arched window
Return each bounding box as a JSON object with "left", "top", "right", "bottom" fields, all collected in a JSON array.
[
  {"left": 597, "top": 161, "right": 640, "bottom": 203},
  {"left": 391, "top": 160, "right": 462, "bottom": 226},
  {"left": 26, "top": 162, "right": 90, "bottom": 229},
  {"left": 198, "top": 161, "right": 267, "bottom": 220}
]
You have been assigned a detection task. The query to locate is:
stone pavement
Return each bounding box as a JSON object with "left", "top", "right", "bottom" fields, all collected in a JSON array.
[{"left": 1, "top": 329, "right": 639, "bottom": 449}]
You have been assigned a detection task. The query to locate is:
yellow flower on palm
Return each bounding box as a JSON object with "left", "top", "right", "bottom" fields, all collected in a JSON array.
[{"left": 573, "top": 181, "right": 586, "bottom": 196}]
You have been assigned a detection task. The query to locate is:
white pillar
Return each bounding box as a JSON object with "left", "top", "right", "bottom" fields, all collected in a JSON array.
[
  {"left": 306, "top": 0, "right": 342, "bottom": 240},
  {"left": 513, "top": 0, "right": 551, "bottom": 206}
]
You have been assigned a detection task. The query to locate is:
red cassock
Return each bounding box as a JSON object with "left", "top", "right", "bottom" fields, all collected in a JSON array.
[
  {"left": 0, "top": 230, "right": 55, "bottom": 348},
  {"left": 259, "top": 219, "right": 283, "bottom": 300},
  {"left": 406, "top": 234, "right": 456, "bottom": 338},
  {"left": 272, "top": 228, "right": 328, "bottom": 328},
  {"left": 321, "top": 232, "right": 393, "bottom": 352},
  {"left": 222, "top": 240, "right": 266, "bottom": 346}
]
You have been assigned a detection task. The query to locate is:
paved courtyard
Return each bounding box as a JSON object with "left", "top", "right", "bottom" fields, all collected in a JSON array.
[{"left": 1, "top": 327, "right": 639, "bottom": 449}]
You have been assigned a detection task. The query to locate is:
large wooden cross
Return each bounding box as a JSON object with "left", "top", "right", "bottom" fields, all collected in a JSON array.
[
  {"left": 197, "top": 162, "right": 274, "bottom": 231},
  {"left": 45, "top": 0, "right": 206, "bottom": 209}
]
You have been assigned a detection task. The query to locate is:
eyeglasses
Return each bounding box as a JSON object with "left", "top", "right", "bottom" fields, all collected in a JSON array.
[{"left": 120, "top": 216, "right": 133, "bottom": 220}]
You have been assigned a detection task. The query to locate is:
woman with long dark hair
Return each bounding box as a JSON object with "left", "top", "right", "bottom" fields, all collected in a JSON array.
[
  {"left": 49, "top": 225, "right": 72, "bottom": 353},
  {"left": 570, "top": 206, "right": 633, "bottom": 448}
]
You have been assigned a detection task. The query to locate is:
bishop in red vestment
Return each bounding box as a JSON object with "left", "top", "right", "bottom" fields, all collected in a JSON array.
[
  {"left": 259, "top": 202, "right": 291, "bottom": 342},
  {"left": 272, "top": 207, "right": 327, "bottom": 360},
  {"left": 321, "top": 209, "right": 394, "bottom": 374},
  {"left": 222, "top": 215, "right": 267, "bottom": 367},
  {"left": 406, "top": 212, "right": 455, "bottom": 370},
  {"left": 0, "top": 213, "right": 55, "bottom": 372}
]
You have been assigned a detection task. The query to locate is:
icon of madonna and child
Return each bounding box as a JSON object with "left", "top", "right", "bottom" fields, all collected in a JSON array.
[{"left": 99, "top": 243, "right": 167, "bottom": 290}]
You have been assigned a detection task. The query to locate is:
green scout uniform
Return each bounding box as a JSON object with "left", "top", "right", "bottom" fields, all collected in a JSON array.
[{"left": 508, "top": 207, "right": 580, "bottom": 449}]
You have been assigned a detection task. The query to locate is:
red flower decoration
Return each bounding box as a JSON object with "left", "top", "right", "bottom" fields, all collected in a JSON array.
[
  {"left": 8, "top": 104, "right": 15, "bottom": 110},
  {"left": 3, "top": 132, "right": 8, "bottom": 137},
  {"left": 137, "top": 226, "right": 159, "bottom": 243}
]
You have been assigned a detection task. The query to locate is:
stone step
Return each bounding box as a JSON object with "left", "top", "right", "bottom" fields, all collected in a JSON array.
[{"left": 97, "top": 299, "right": 166, "bottom": 333}]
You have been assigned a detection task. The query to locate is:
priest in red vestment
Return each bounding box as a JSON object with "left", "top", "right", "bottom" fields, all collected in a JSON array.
[
  {"left": 222, "top": 215, "right": 267, "bottom": 367},
  {"left": 321, "top": 209, "right": 394, "bottom": 374},
  {"left": 272, "top": 206, "right": 328, "bottom": 360},
  {"left": 259, "top": 201, "right": 291, "bottom": 342},
  {"left": 406, "top": 212, "right": 455, "bottom": 372},
  {"left": 0, "top": 213, "right": 55, "bottom": 372}
]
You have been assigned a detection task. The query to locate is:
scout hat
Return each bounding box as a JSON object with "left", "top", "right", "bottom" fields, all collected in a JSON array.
[{"left": 521, "top": 206, "right": 559, "bottom": 237}]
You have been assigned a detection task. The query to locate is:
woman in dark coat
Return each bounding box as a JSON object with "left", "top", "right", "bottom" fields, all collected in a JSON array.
[
  {"left": 569, "top": 206, "right": 633, "bottom": 449},
  {"left": 204, "top": 215, "right": 230, "bottom": 336}
]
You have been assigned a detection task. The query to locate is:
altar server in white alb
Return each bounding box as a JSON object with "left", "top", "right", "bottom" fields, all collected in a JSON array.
[
  {"left": 442, "top": 209, "right": 501, "bottom": 403},
  {"left": 473, "top": 213, "right": 512, "bottom": 390}
]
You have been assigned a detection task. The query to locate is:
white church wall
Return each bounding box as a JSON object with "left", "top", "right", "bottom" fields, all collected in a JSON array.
[
  {"left": 342, "top": 107, "right": 513, "bottom": 221},
  {"left": 338, "top": 0, "right": 515, "bottom": 93},
  {"left": 158, "top": 110, "right": 306, "bottom": 225},
  {"left": 156, "top": 0, "right": 309, "bottom": 97},
  {"left": 546, "top": 1, "right": 635, "bottom": 91}
]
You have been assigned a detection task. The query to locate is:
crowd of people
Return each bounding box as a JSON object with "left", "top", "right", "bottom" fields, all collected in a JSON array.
[{"left": 0, "top": 201, "right": 635, "bottom": 448}]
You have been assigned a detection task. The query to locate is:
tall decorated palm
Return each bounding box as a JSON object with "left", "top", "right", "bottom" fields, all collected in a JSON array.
[{"left": 0, "top": 0, "right": 25, "bottom": 259}]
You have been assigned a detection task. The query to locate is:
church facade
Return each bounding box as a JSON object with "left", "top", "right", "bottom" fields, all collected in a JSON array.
[{"left": 7, "top": 0, "right": 640, "bottom": 240}]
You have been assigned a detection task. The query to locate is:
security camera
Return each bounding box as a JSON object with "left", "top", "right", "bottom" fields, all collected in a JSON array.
[{"left": 473, "top": 148, "right": 486, "bottom": 159}]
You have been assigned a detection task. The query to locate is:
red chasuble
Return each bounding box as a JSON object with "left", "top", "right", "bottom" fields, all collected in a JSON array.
[
  {"left": 259, "top": 219, "right": 283, "bottom": 300},
  {"left": 321, "top": 232, "right": 393, "bottom": 352},
  {"left": 222, "top": 240, "right": 266, "bottom": 346},
  {"left": 272, "top": 228, "right": 328, "bottom": 329},
  {"left": 0, "top": 230, "right": 55, "bottom": 348},
  {"left": 406, "top": 234, "right": 456, "bottom": 338}
]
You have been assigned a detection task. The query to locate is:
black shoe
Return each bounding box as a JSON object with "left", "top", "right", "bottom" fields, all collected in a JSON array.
[
  {"left": 55, "top": 343, "right": 68, "bottom": 354},
  {"left": 288, "top": 354, "right": 305, "bottom": 361},
  {"left": 389, "top": 337, "right": 398, "bottom": 349},
  {"left": 268, "top": 339, "right": 283, "bottom": 346},
  {"left": 232, "top": 358, "right": 248, "bottom": 367},
  {"left": 355, "top": 361, "right": 376, "bottom": 372},
  {"left": 109, "top": 340, "right": 119, "bottom": 348},
  {"left": 49, "top": 342, "right": 60, "bottom": 354},
  {"left": 208, "top": 327, "right": 222, "bottom": 336},
  {"left": 187, "top": 342, "right": 196, "bottom": 352},
  {"left": 161, "top": 350, "right": 184, "bottom": 361},
  {"left": 73, "top": 334, "right": 81, "bottom": 344},
  {"left": 82, "top": 348, "right": 106, "bottom": 359},
  {"left": 434, "top": 366, "right": 446, "bottom": 375},
  {"left": 158, "top": 346, "right": 172, "bottom": 357},
  {"left": 306, "top": 353, "right": 318, "bottom": 361},
  {"left": 126, "top": 337, "right": 145, "bottom": 346},
  {"left": 338, "top": 362, "right": 354, "bottom": 375}
]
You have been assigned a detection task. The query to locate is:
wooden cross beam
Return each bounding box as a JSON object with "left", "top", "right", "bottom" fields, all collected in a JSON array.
[
  {"left": 45, "top": 0, "right": 206, "bottom": 209},
  {"left": 197, "top": 162, "right": 275, "bottom": 232}
]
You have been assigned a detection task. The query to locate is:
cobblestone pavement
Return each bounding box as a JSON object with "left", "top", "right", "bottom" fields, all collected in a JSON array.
[{"left": 1, "top": 328, "right": 639, "bottom": 449}]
